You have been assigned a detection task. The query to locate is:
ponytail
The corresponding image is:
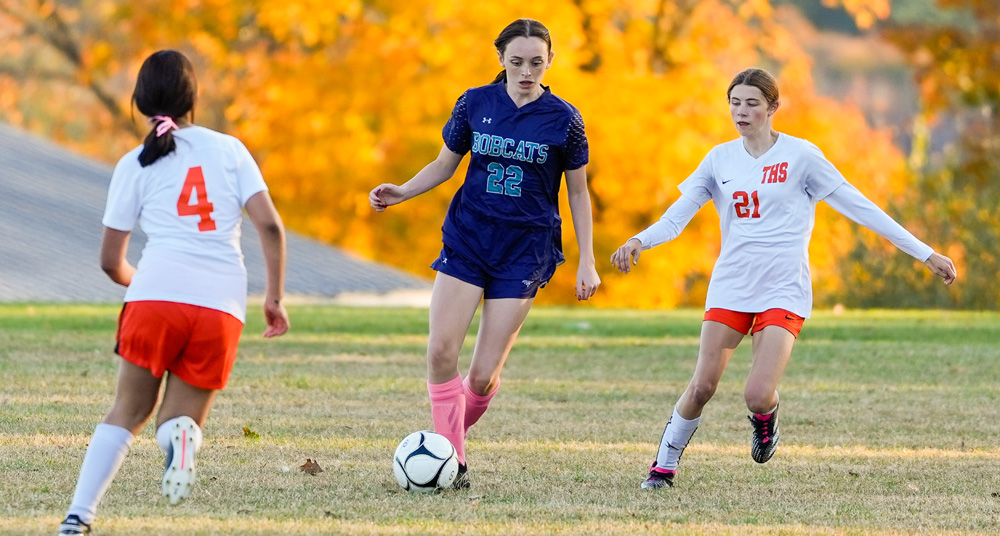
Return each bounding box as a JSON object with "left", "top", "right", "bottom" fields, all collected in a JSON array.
[
  {"left": 491, "top": 70, "right": 506, "bottom": 84},
  {"left": 131, "top": 50, "right": 197, "bottom": 167},
  {"left": 138, "top": 116, "right": 179, "bottom": 167}
]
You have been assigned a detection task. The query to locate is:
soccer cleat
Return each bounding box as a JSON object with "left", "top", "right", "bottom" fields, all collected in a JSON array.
[
  {"left": 162, "top": 416, "right": 198, "bottom": 504},
  {"left": 57, "top": 515, "right": 91, "bottom": 535},
  {"left": 640, "top": 466, "right": 675, "bottom": 489},
  {"left": 748, "top": 404, "right": 780, "bottom": 463},
  {"left": 452, "top": 463, "right": 470, "bottom": 490}
]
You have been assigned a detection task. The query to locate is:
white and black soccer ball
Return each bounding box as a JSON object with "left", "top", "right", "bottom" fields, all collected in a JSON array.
[{"left": 392, "top": 431, "right": 458, "bottom": 492}]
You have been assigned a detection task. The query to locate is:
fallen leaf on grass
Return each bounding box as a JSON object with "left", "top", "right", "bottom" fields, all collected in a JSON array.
[
  {"left": 242, "top": 426, "right": 259, "bottom": 439},
  {"left": 300, "top": 458, "right": 324, "bottom": 475}
]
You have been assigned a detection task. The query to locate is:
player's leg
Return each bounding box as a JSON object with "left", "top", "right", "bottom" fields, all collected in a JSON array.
[
  {"left": 456, "top": 294, "right": 533, "bottom": 488},
  {"left": 155, "top": 376, "right": 215, "bottom": 504},
  {"left": 153, "top": 304, "right": 241, "bottom": 505},
  {"left": 61, "top": 359, "right": 161, "bottom": 533},
  {"left": 744, "top": 313, "right": 800, "bottom": 463},
  {"left": 464, "top": 294, "right": 534, "bottom": 428},
  {"left": 425, "top": 272, "right": 484, "bottom": 470},
  {"left": 643, "top": 318, "right": 745, "bottom": 489}
]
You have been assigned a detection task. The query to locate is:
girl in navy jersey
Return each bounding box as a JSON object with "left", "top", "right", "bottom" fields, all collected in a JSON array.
[
  {"left": 370, "top": 18, "right": 600, "bottom": 488},
  {"left": 611, "top": 67, "right": 957, "bottom": 490},
  {"left": 58, "top": 50, "right": 289, "bottom": 535}
]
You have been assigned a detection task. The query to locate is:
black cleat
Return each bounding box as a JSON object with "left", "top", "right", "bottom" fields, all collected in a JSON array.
[
  {"left": 640, "top": 466, "right": 675, "bottom": 489},
  {"left": 57, "top": 515, "right": 91, "bottom": 535},
  {"left": 452, "top": 463, "right": 470, "bottom": 489},
  {"left": 748, "top": 404, "right": 780, "bottom": 463}
]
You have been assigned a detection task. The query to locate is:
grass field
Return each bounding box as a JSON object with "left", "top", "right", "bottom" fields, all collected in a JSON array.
[{"left": 2, "top": 304, "right": 999, "bottom": 535}]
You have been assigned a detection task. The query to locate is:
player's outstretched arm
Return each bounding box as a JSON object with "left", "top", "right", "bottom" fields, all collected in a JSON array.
[
  {"left": 566, "top": 166, "right": 600, "bottom": 300},
  {"left": 610, "top": 238, "right": 643, "bottom": 274},
  {"left": 370, "top": 145, "right": 464, "bottom": 212},
  {"left": 924, "top": 252, "right": 958, "bottom": 285},
  {"left": 611, "top": 193, "right": 703, "bottom": 274},
  {"left": 99, "top": 227, "right": 136, "bottom": 286},
  {"left": 246, "top": 190, "right": 290, "bottom": 338}
]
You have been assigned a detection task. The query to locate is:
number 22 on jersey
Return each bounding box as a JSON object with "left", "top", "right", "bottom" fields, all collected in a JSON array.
[{"left": 176, "top": 166, "right": 217, "bottom": 231}]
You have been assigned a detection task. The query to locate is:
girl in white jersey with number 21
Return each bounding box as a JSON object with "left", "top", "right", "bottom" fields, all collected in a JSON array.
[
  {"left": 611, "top": 67, "right": 957, "bottom": 490},
  {"left": 58, "top": 50, "right": 290, "bottom": 535}
]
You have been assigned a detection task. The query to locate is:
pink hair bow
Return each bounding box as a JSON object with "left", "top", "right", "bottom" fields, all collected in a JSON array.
[{"left": 149, "top": 115, "right": 179, "bottom": 137}]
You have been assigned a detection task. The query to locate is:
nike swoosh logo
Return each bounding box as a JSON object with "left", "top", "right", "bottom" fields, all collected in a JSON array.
[
  {"left": 785, "top": 315, "right": 795, "bottom": 320},
  {"left": 722, "top": 179, "right": 733, "bottom": 184}
]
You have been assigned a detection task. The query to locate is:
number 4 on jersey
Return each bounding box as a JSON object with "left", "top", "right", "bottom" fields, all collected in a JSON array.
[{"left": 177, "top": 166, "right": 217, "bottom": 231}]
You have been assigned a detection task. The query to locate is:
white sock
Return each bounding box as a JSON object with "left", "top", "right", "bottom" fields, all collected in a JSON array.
[
  {"left": 66, "top": 424, "right": 134, "bottom": 525},
  {"left": 156, "top": 417, "right": 203, "bottom": 454},
  {"left": 654, "top": 407, "right": 700, "bottom": 471}
]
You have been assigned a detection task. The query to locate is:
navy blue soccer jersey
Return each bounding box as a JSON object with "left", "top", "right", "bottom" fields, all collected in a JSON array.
[{"left": 438, "top": 82, "right": 589, "bottom": 281}]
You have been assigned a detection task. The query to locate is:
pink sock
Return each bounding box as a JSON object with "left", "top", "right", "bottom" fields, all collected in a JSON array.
[
  {"left": 428, "top": 375, "right": 466, "bottom": 465},
  {"left": 463, "top": 377, "right": 499, "bottom": 433}
]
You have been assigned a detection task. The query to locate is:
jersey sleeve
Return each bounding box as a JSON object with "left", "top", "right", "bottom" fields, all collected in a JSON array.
[
  {"left": 234, "top": 139, "right": 268, "bottom": 206},
  {"left": 441, "top": 91, "right": 472, "bottom": 155},
  {"left": 676, "top": 150, "right": 717, "bottom": 205},
  {"left": 632, "top": 194, "right": 703, "bottom": 249},
  {"left": 101, "top": 154, "right": 142, "bottom": 232},
  {"left": 825, "top": 183, "right": 934, "bottom": 261},
  {"left": 564, "top": 111, "right": 589, "bottom": 170},
  {"left": 802, "top": 142, "right": 847, "bottom": 202}
]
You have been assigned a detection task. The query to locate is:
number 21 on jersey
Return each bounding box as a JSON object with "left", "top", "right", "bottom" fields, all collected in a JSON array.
[
  {"left": 177, "top": 166, "right": 217, "bottom": 231},
  {"left": 733, "top": 190, "right": 761, "bottom": 219}
]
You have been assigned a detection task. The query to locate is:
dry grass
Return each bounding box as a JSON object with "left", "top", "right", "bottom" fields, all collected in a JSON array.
[{"left": 1, "top": 304, "right": 999, "bottom": 535}]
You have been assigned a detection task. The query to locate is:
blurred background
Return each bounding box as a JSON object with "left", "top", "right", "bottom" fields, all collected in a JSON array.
[{"left": 1, "top": 0, "right": 996, "bottom": 309}]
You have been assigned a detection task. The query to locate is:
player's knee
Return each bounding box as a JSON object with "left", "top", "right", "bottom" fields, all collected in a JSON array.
[
  {"left": 426, "top": 341, "right": 460, "bottom": 372},
  {"left": 743, "top": 387, "right": 776, "bottom": 414},
  {"left": 105, "top": 400, "right": 155, "bottom": 430},
  {"left": 465, "top": 372, "right": 497, "bottom": 396},
  {"left": 688, "top": 381, "right": 718, "bottom": 407}
]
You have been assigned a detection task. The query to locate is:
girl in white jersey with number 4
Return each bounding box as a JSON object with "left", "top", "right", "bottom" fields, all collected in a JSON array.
[
  {"left": 611, "top": 67, "right": 957, "bottom": 490},
  {"left": 57, "top": 50, "right": 289, "bottom": 535}
]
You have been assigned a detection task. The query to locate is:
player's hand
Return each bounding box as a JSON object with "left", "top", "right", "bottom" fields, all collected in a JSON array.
[
  {"left": 263, "top": 299, "right": 290, "bottom": 337},
  {"left": 575, "top": 262, "right": 600, "bottom": 301},
  {"left": 610, "top": 238, "right": 642, "bottom": 274},
  {"left": 924, "top": 252, "right": 957, "bottom": 285},
  {"left": 369, "top": 184, "right": 406, "bottom": 212}
]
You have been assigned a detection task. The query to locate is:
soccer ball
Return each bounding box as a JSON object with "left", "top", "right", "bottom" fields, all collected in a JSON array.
[{"left": 392, "top": 431, "right": 459, "bottom": 492}]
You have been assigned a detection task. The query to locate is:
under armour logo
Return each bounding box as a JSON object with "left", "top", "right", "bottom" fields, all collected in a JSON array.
[
  {"left": 522, "top": 280, "right": 533, "bottom": 287},
  {"left": 482, "top": 117, "right": 492, "bottom": 124},
  {"left": 442, "top": 257, "right": 448, "bottom": 264}
]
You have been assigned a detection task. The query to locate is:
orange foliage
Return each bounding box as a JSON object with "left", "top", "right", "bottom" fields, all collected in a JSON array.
[
  {"left": 0, "top": 0, "right": 907, "bottom": 309},
  {"left": 822, "top": 0, "right": 891, "bottom": 29}
]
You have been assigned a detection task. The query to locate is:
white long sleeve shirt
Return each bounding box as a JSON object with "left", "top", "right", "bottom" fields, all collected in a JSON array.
[{"left": 633, "top": 133, "right": 931, "bottom": 317}]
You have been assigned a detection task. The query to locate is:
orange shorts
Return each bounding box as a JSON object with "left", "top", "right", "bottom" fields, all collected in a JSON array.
[
  {"left": 116, "top": 301, "right": 244, "bottom": 390},
  {"left": 704, "top": 308, "right": 805, "bottom": 338}
]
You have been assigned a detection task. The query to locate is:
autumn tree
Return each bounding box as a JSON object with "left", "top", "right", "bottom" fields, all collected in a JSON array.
[
  {"left": 1, "top": 0, "right": 910, "bottom": 307},
  {"left": 838, "top": 0, "right": 997, "bottom": 308}
]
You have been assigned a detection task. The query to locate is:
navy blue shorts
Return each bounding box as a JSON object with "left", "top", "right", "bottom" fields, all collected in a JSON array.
[{"left": 431, "top": 245, "right": 548, "bottom": 299}]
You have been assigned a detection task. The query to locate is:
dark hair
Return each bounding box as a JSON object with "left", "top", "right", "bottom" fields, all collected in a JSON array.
[
  {"left": 132, "top": 50, "right": 198, "bottom": 167},
  {"left": 491, "top": 19, "right": 552, "bottom": 84},
  {"left": 727, "top": 67, "right": 779, "bottom": 107}
]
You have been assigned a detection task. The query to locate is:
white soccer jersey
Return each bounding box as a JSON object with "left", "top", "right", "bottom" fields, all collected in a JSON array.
[
  {"left": 634, "top": 133, "right": 932, "bottom": 317},
  {"left": 102, "top": 126, "right": 268, "bottom": 322}
]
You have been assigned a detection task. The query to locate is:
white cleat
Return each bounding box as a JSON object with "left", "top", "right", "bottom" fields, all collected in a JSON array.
[{"left": 162, "top": 416, "right": 198, "bottom": 505}]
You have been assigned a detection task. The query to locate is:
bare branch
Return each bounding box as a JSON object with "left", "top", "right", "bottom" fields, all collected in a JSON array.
[
  {"left": 5, "top": 2, "right": 141, "bottom": 136},
  {"left": 650, "top": 0, "right": 698, "bottom": 73},
  {"left": 571, "top": 0, "right": 602, "bottom": 72}
]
